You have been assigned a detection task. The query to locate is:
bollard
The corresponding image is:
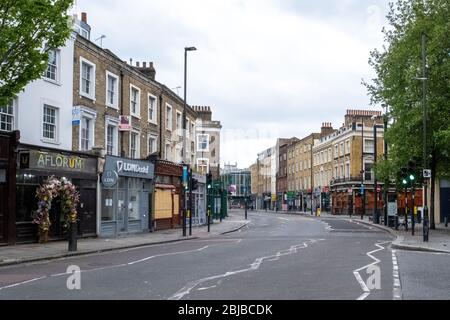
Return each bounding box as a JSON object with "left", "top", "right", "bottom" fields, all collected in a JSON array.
[
  {"left": 68, "top": 222, "right": 77, "bottom": 252},
  {"left": 445, "top": 216, "right": 448, "bottom": 228}
]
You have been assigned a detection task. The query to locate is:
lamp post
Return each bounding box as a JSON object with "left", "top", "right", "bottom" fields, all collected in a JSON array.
[
  {"left": 183, "top": 46, "right": 197, "bottom": 164},
  {"left": 421, "top": 33, "right": 430, "bottom": 241},
  {"left": 361, "top": 117, "right": 365, "bottom": 220},
  {"left": 382, "top": 104, "right": 389, "bottom": 226},
  {"left": 183, "top": 47, "right": 196, "bottom": 237},
  {"left": 371, "top": 115, "right": 380, "bottom": 224}
]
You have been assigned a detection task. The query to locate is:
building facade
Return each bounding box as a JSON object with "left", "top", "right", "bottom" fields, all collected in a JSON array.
[
  {"left": 220, "top": 164, "right": 251, "bottom": 208},
  {"left": 316, "top": 110, "right": 386, "bottom": 216},
  {"left": 287, "top": 133, "right": 319, "bottom": 212},
  {"left": 193, "top": 106, "right": 222, "bottom": 179}
]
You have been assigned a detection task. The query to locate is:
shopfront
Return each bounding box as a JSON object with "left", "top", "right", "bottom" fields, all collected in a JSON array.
[
  {"left": 16, "top": 145, "right": 98, "bottom": 243},
  {"left": 0, "top": 131, "right": 18, "bottom": 245},
  {"left": 153, "top": 160, "right": 182, "bottom": 231},
  {"left": 100, "top": 156, "right": 154, "bottom": 237},
  {"left": 192, "top": 173, "right": 207, "bottom": 226}
]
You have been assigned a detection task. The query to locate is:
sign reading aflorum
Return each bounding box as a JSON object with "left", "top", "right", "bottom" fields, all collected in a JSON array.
[
  {"left": 102, "top": 156, "right": 154, "bottom": 187},
  {"left": 20, "top": 150, "right": 97, "bottom": 174}
]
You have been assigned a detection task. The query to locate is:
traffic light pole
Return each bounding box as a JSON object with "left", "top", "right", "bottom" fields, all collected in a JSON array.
[
  {"left": 245, "top": 187, "right": 248, "bottom": 220},
  {"left": 411, "top": 183, "right": 415, "bottom": 236},
  {"left": 189, "top": 177, "right": 193, "bottom": 236}
]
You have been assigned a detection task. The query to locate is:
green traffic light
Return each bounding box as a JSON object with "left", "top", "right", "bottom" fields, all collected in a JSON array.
[
  {"left": 402, "top": 179, "right": 407, "bottom": 185},
  {"left": 409, "top": 175, "right": 415, "bottom": 181}
]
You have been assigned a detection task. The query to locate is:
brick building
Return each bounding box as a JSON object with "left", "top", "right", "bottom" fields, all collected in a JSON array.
[{"left": 287, "top": 133, "right": 319, "bottom": 211}]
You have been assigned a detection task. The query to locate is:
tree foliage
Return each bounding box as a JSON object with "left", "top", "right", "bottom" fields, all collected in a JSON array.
[
  {"left": 0, "top": 0, "right": 74, "bottom": 106},
  {"left": 366, "top": 0, "right": 450, "bottom": 183}
]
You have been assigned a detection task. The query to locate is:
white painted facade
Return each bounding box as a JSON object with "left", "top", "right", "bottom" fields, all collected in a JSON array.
[{"left": 12, "top": 34, "right": 76, "bottom": 150}]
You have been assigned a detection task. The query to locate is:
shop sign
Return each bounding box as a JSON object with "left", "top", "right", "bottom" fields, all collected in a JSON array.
[
  {"left": 103, "top": 156, "right": 154, "bottom": 181},
  {"left": 22, "top": 150, "right": 97, "bottom": 174},
  {"left": 119, "top": 116, "right": 132, "bottom": 131},
  {"left": 102, "top": 170, "right": 119, "bottom": 188}
]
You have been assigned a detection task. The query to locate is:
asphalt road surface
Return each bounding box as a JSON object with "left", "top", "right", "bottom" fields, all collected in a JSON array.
[{"left": 0, "top": 211, "right": 448, "bottom": 300}]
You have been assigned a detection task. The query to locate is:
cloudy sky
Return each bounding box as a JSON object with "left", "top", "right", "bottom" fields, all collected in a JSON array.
[{"left": 75, "top": 0, "right": 390, "bottom": 168}]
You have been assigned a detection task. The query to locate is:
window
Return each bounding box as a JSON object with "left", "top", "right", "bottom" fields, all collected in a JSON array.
[
  {"left": 0, "top": 100, "right": 15, "bottom": 131},
  {"left": 197, "top": 134, "right": 209, "bottom": 152},
  {"left": 45, "top": 50, "right": 59, "bottom": 82},
  {"left": 148, "top": 94, "right": 157, "bottom": 123},
  {"left": 176, "top": 111, "right": 182, "bottom": 131},
  {"left": 335, "top": 166, "right": 338, "bottom": 178},
  {"left": 340, "top": 164, "right": 344, "bottom": 178},
  {"left": 80, "top": 117, "right": 91, "bottom": 151},
  {"left": 191, "top": 122, "right": 195, "bottom": 139},
  {"left": 197, "top": 158, "right": 209, "bottom": 174},
  {"left": 340, "top": 142, "right": 344, "bottom": 156},
  {"left": 334, "top": 145, "right": 338, "bottom": 158},
  {"left": 130, "top": 85, "right": 141, "bottom": 117},
  {"left": 42, "top": 105, "right": 57, "bottom": 141},
  {"left": 165, "top": 141, "right": 171, "bottom": 161},
  {"left": 346, "top": 140, "right": 350, "bottom": 154},
  {"left": 364, "top": 163, "right": 374, "bottom": 181},
  {"left": 80, "top": 57, "right": 95, "bottom": 99},
  {"left": 166, "top": 104, "right": 173, "bottom": 131},
  {"left": 130, "top": 131, "right": 140, "bottom": 159},
  {"left": 105, "top": 120, "right": 119, "bottom": 156},
  {"left": 364, "top": 139, "right": 375, "bottom": 153},
  {"left": 148, "top": 135, "right": 157, "bottom": 155},
  {"left": 106, "top": 72, "right": 119, "bottom": 108},
  {"left": 328, "top": 148, "right": 332, "bottom": 162},
  {"left": 346, "top": 162, "right": 350, "bottom": 178}
]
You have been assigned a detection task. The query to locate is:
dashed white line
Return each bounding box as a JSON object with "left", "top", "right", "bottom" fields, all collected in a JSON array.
[
  {"left": 391, "top": 250, "right": 402, "bottom": 300},
  {"left": 168, "top": 239, "right": 325, "bottom": 300},
  {"left": 353, "top": 241, "right": 391, "bottom": 300}
]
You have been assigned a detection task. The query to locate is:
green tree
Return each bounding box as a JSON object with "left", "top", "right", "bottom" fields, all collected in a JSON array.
[
  {"left": 0, "top": 0, "right": 74, "bottom": 106},
  {"left": 365, "top": 0, "right": 450, "bottom": 228}
]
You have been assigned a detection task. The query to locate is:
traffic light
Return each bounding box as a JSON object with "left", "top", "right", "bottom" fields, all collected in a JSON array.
[
  {"left": 400, "top": 167, "right": 408, "bottom": 185},
  {"left": 408, "top": 159, "right": 416, "bottom": 182},
  {"left": 191, "top": 178, "right": 199, "bottom": 191},
  {"left": 206, "top": 173, "right": 212, "bottom": 190}
]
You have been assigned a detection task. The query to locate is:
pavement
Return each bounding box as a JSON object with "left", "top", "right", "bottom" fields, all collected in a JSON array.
[
  {"left": 0, "top": 211, "right": 250, "bottom": 267},
  {"left": 274, "top": 209, "right": 450, "bottom": 254}
]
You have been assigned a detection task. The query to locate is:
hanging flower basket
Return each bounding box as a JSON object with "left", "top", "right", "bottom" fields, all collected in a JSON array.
[{"left": 33, "top": 176, "right": 80, "bottom": 244}]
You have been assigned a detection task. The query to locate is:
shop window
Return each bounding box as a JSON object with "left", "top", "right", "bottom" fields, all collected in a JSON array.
[{"left": 102, "top": 189, "right": 115, "bottom": 221}]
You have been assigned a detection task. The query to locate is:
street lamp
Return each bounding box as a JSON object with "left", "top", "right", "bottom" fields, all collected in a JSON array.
[
  {"left": 382, "top": 104, "right": 389, "bottom": 226},
  {"left": 183, "top": 46, "right": 197, "bottom": 164},
  {"left": 182, "top": 46, "right": 196, "bottom": 238},
  {"left": 371, "top": 114, "right": 379, "bottom": 224}
]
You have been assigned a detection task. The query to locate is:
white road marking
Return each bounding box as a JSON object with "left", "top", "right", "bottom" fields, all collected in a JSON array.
[
  {"left": 168, "top": 239, "right": 326, "bottom": 300},
  {"left": 127, "top": 246, "right": 210, "bottom": 265},
  {"left": 353, "top": 241, "right": 391, "bottom": 300},
  {"left": 0, "top": 242, "right": 240, "bottom": 291},
  {"left": 0, "top": 276, "right": 47, "bottom": 291},
  {"left": 391, "top": 250, "right": 402, "bottom": 300},
  {"left": 278, "top": 217, "right": 290, "bottom": 221},
  {"left": 197, "top": 285, "right": 217, "bottom": 291}
]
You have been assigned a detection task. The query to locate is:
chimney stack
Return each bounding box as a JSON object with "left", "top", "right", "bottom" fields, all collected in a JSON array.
[
  {"left": 81, "top": 12, "right": 87, "bottom": 23},
  {"left": 136, "top": 61, "right": 140, "bottom": 67},
  {"left": 143, "top": 62, "right": 147, "bottom": 68}
]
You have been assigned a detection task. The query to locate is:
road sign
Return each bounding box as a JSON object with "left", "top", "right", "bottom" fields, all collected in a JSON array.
[
  {"left": 72, "top": 106, "right": 80, "bottom": 125},
  {"left": 360, "top": 184, "right": 365, "bottom": 194},
  {"left": 423, "top": 169, "right": 431, "bottom": 178}
]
